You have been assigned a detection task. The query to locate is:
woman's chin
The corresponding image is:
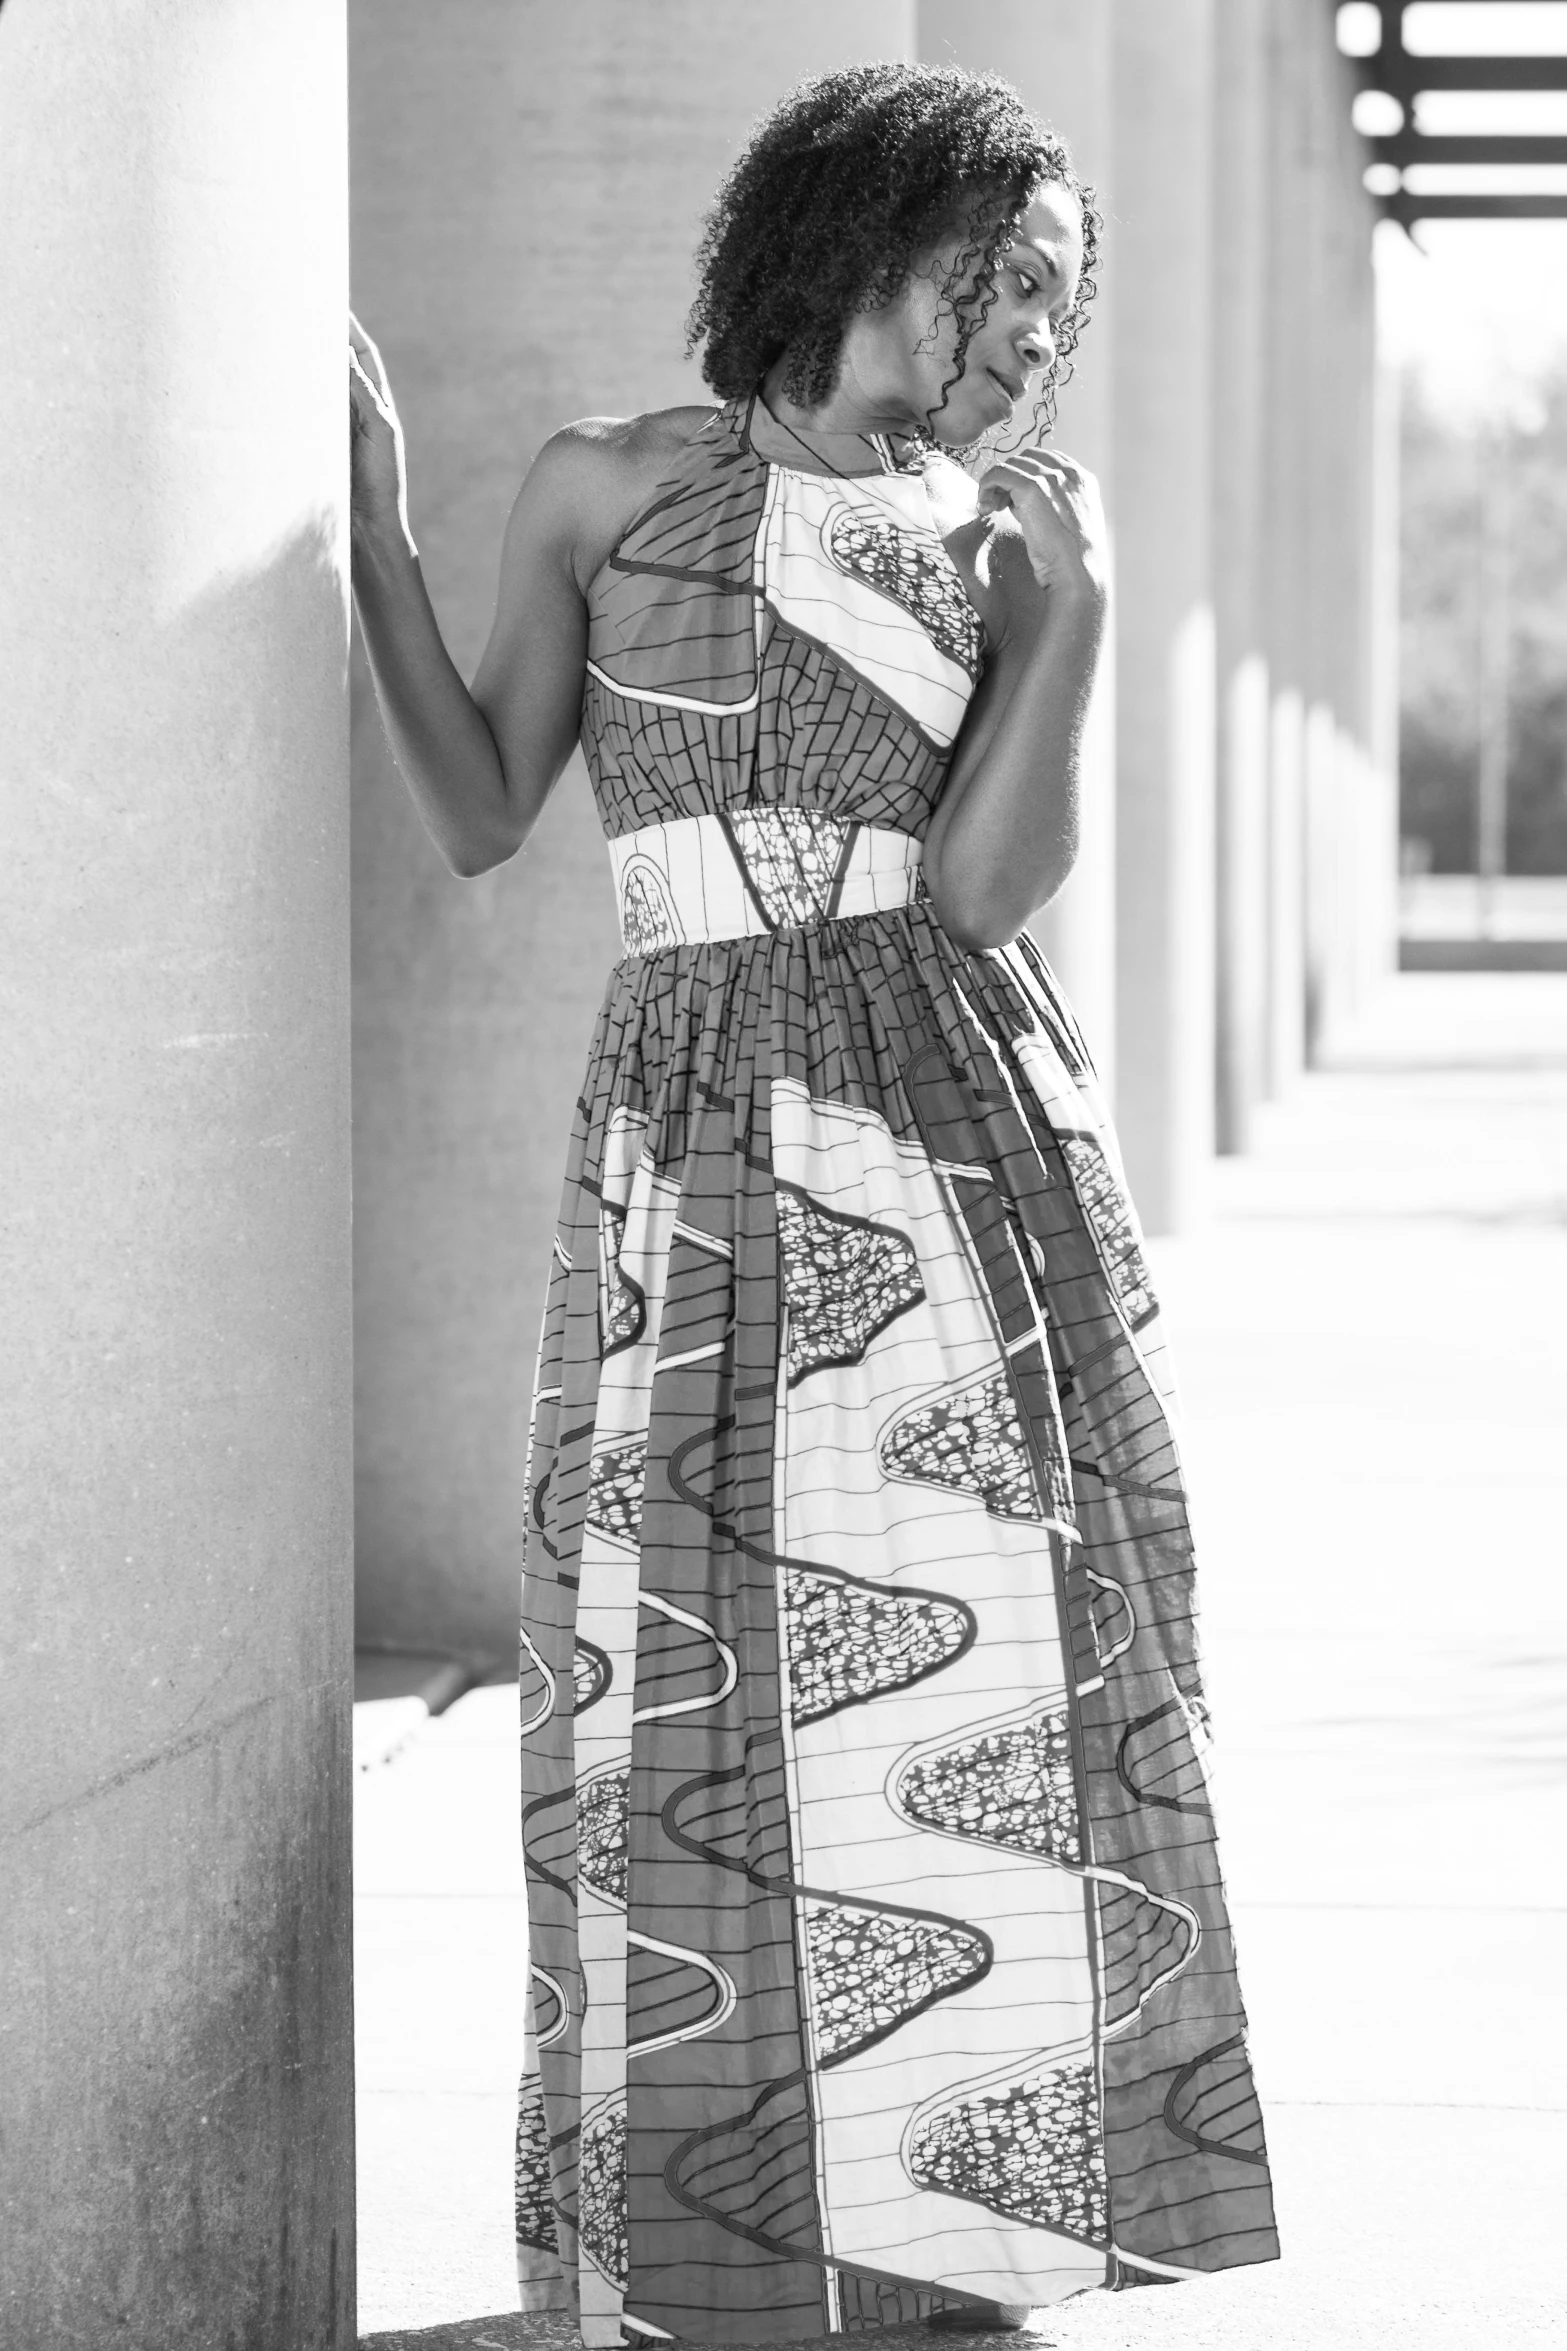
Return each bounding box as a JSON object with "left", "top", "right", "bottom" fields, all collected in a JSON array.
[{"left": 932, "top": 396, "right": 1008, "bottom": 447}]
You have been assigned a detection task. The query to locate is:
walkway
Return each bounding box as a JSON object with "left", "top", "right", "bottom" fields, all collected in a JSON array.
[{"left": 355, "top": 971, "right": 1567, "bottom": 2350}]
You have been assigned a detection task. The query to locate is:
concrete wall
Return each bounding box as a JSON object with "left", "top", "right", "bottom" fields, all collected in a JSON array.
[
  {"left": 0, "top": 2, "right": 354, "bottom": 2343},
  {"left": 350, "top": 2, "right": 917, "bottom": 1659}
]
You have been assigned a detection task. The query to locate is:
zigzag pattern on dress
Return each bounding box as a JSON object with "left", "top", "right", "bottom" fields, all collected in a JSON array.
[
  {"left": 580, "top": 2096, "right": 629, "bottom": 2286},
  {"left": 802, "top": 1895, "right": 991, "bottom": 2064},
  {"left": 598, "top": 1200, "right": 647, "bottom": 1354},
  {"left": 894, "top": 1702, "right": 1083, "bottom": 1867},
  {"left": 878, "top": 1368, "right": 1045, "bottom": 1519},
  {"left": 576, "top": 1768, "right": 629, "bottom": 1906},
  {"left": 781, "top": 1562, "right": 974, "bottom": 1723},
  {"left": 777, "top": 1180, "right": 925, "bottom": 1384},
  {"left": 515, "top": 2079, "right": 559, "bottom": 2255},
  {"left": 907, "top": 2056, "right": 1110, "bottom": 2246},
  {"left": 586, "top": 1438, "right": 645, "bottom": 1549},
  {"left": 1164, "top": 2033, "right": 1270, "bottom": 2167},
  {"left": 1058, "top": 1134, "right": 1159, "bottom": 1332}
]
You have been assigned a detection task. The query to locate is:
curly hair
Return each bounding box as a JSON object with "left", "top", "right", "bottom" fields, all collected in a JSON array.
[{"left": 685, "top": 62, "right": 1101, "bottom": 441}]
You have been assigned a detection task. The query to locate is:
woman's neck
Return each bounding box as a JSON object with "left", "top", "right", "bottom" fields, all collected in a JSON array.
[
  {"left": 759, "top": 353, "right": 923, "bottom": 447},
  {"left": 754, "top": 364, "right": 928, "bottom": 477}
]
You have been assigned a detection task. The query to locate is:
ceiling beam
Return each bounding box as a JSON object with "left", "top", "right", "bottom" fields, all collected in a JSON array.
[
  {"left": 1372, "top": 133, "right": 1567, "bottom": 164},
  {"left": 1381, "top": 190, "right": 1567, "bottom": 220},
  {"left": 1351, "top": 6, "right": 1567, "bottom": 219},
  {"left": 1367, "top": 55, "right": 1567, "bottom": 93}
]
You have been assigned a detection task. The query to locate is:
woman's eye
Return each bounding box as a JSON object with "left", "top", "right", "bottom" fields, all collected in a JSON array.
[{"left": 1012, "top": 268, "right": 1040, "bottom": 298}]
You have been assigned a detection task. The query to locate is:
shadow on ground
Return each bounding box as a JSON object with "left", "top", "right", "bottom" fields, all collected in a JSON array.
[
  {"left": 359, "top": 2319, "right": 1048, "bottom": 2350},
  {"left": 360, "top": 2318, "right": 576, "bottom": 2351}
]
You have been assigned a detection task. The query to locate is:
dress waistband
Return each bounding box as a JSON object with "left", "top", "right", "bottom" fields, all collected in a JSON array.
[{"left": 608, "top": 808, "right": 923, "bottom": 955}]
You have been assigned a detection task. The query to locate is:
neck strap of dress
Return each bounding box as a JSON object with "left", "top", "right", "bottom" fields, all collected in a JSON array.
[{"left": 740, "top": 389, "right": 927, "bottom": 480}]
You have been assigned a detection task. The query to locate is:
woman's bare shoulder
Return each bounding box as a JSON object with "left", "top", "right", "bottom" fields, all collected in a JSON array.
[
  {"left": 528, "top": 405, "right": 724, "bottom": 505},
  {"left": 520, "top": 405, "right": 727, "bottom": 586}
]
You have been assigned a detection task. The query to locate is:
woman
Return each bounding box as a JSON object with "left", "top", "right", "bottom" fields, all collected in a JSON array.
[{"left": 351, "top": 62, "right": 1278, "bottom": 2346}]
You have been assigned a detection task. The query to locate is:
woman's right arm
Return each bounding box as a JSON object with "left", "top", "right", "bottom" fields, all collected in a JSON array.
[{"left": 348, "top": 318, "right": 614, "bottom": 878}]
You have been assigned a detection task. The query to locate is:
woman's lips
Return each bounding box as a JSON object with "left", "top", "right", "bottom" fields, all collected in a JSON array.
[{"left": 986, "top": 366, "right": 1022, "bottom": 408}]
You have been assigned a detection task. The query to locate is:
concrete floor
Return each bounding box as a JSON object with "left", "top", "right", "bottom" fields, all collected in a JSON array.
[{"left": 355, "top": 971, "right": 1567, "bottom": 2349}]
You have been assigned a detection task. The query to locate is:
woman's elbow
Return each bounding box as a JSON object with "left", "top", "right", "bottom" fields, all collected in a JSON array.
[
  {"left": 450, "top": 841, "right": 526, "bottom": 880},
  {"left": 934, "top": 904, "right": 1018, "bottom": 954},
  {"left": 443, "top": 808, "right": 534, "bottom": 879},
  {"left": 926, "top": 851, "right": 1078, "bottom": 954}
]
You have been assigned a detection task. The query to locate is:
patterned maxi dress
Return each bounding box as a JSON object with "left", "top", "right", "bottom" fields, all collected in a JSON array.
[{"left": 515, "top": 396, "right": 1279, "bottom": 2344}]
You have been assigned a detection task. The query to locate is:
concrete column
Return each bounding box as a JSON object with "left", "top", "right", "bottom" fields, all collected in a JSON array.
[
  {"left": 1268, "top": 688, "right": 1308, "bottom": 1090},
  {"left": 1296, "top": 5, "right": 1332, "bottom": 1066},
  {"left": 1110, "top": 0, "right": 1218, "bottom": 1232},
  {"left": 1212, "top": 0, "right": 1273, "bottom": 1153},
  {"left": 921, "top": 1, "right": 1118, "bottom": 1091},
  {"left": 1344, "top": 115, "right": 1397, "bottom": 1016},
  {"left": 350, "top": 1, "right": 917, "bottom": 1660},
  {"left": 1304, "top": 695, "right": 1344, "bottom": 1050},
  {"left": 0, "top": 3, "right": 353, "bottom": 2345},
  {"left": 1304, "top": 24, "right": 1382, "bottom": 1053},
  {"left": 1263, "top": 0, "right": 1313, "bottom": 1096},
  {"left": 1366, "top": 346, "right": 1403, "bottom": 994},
  {"left": 1260, "top": 0, "right": 1386, "bottom": 1084}
]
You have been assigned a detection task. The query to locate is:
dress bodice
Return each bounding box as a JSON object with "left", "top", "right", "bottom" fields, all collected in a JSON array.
[{"left": 580, "top": 400, "right": 987, "bottom": 846}]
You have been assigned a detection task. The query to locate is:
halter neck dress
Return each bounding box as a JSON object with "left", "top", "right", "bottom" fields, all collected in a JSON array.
[{"left": 515, "top": 396, "right": 1278, "bottom": 2342}]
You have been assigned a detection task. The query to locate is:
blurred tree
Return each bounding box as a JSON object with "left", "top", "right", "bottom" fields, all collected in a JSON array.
[{"left": 1401, "top": 369, "right": 1567, "bottom": 874}]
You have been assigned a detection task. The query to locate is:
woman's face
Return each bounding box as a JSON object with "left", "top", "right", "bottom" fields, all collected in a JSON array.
[{"left": 855, "top": 181, "right": 1087, "bottom": 443}]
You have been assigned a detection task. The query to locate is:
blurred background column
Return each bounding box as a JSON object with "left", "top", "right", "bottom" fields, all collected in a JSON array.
[
  {"left": 1212, "top": 0, "right": 1272, "bottom": 1154},
  {"left": 1341, "top": 92, "right": 1391, "bottom": 1023},
  {"left": 0, "top": 2, "right": 354, "bottom": 2344},
  {"left": 1302, "top": 14, "right": 1383, "bottom": 1055},
  {"left": 1368, "top": 343, "right": 1401, "bottom": 995},
  {"left": 922, "top": 0, "right": 1119, "bottom": 1092},
  {"left": 1110, "top": 0, "right": 1218, "bottom": 1232},
  {"left": 1300, "top": 14, "right": 1339, "bottom": 1063},
  {"left": 1265, "top": 0, "right": 1313, "bottom": 1098},
  {"left": 349, "top": 1, "right": 917, "bottom": 1660},
  {"left": 1303, "top": 20, "right": 1351, "bottom": 1059}
]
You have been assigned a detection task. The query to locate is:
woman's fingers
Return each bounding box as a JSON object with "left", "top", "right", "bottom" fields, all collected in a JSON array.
[
  {"left": 980, "top": 448, "right": 1078, "bottom": 483},
  {"left": 997, "top": 447, "right": 1083, "bottom": 485},
  {"left": 348, "top": 346, "right": 391, "bottom": 426},
  {"left": 978, "top": 462, "right": 1073, "bottom": 516},
  {"left": 348, "top": 311, "right": 392, "bottom": 398},
  {"left": 977, "top": 448, "right": 1096, "bottom": 516}
]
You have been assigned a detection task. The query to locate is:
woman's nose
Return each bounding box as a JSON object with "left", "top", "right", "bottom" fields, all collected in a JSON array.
[{"left": 1018, "top": 323, "right": 1054, "bottom": 372}]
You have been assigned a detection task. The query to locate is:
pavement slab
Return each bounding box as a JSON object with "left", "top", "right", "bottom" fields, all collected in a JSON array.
[{"left": 355, "top": 972, "right": 1567, "bottom": 2349}]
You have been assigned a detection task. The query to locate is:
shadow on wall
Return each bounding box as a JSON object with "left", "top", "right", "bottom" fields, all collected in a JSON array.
[
  {"left": 349, "top": 639, "right": 621, "bottom": 1666},
  {"left": 4, "top": 518, "right": 355, "bottom": 2351}
]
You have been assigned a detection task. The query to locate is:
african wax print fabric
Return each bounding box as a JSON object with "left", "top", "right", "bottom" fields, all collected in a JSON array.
[{"left": 516, "top": 400, "right": 1279, "bottom": 2344}]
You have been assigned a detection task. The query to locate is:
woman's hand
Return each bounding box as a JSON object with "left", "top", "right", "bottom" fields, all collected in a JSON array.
[
  {"left": 349, "top": 312, "right": 415, "bottom": 554},
  {"left": 921, "top": 446, "right": 1109, "bottom": 948},
  {"left": 976, "top": 447, "right": 1108, "bottom": 599}
]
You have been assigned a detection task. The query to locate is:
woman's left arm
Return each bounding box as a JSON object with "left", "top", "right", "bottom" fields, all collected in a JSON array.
[{"left": 922, "top": 449, "right": 1109, "bottom": 951}]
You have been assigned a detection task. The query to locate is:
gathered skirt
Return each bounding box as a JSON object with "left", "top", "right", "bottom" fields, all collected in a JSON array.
[{"left": 515, "top": 902, "right": 1277, "bottom": 2345}]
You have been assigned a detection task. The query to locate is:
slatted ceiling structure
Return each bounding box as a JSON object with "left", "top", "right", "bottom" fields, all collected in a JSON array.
[{"left": 1344, "top": 0, "right": 1567, "bottom": 220}]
